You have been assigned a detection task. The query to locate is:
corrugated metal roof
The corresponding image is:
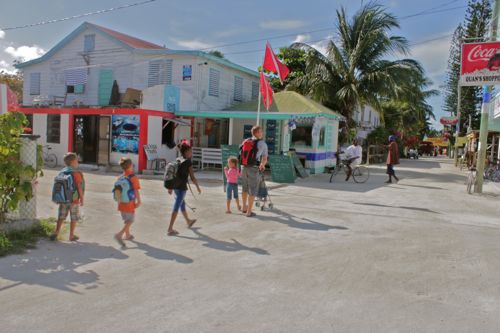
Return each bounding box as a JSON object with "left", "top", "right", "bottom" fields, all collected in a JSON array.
[{"left": 88, "top": 23, "right": 165, "bottom": 50}]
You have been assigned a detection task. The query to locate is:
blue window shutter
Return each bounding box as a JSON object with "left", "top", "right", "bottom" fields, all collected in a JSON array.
[
  {"left": 98, "top": 70, "right": 113, "bottom": 106},
  {"left": 30, "top": 73, "right": 41, "bottom": 95},
  {"left": 251, "top": 81, "right": 259, "bottom": 100},
  {"left": 208, "top": 69, "right": 220, "bottom": 97},
  {"left": 148, "top": 59, "right": 172, "bottom": 87},
  {"left": 234, "top": 76, "right": 243, "bottom": 102},
  {"left": 84, "top": 34, "right": 95, "bottom": 52}
]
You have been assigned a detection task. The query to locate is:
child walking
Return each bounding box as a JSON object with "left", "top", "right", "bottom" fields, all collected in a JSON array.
[
  {"left": 167, "top": 142, "right": 201, "bottom": 236},
  {"left": 114, "top": 158, "right": 141, "bottom": 247},
  {"left": 50, "top": 153, "right": 84, "bottom": 242},
  {"left": 224, "top": 156, "right": 241, "bottom": 214}
]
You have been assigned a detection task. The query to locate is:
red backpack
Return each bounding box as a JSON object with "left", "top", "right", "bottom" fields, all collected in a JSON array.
[{"left": 239, "top": 138, "right": 260, "bottom": 166}]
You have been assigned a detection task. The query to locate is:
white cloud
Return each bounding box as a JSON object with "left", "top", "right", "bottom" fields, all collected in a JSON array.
[
  {"left": 4, "top": 45, "right": 45, "bottom": 62},
  {"left": 174, "top": 39, "right": 213, "bottom": 50},
  {"left": 0, "top": 30, "right": 5, "bottom": 39},
  {"left": 410, "top": 38, "right": 451, "bottom": 82},
  {"left": 260, "top": 20, "right": 306, "bottom": 30},
  {"left": 0, "top": 59, "right": 15, "bottom": 73},
  {"left": 293, "top": 34, "right": 311, "bottom": 43}
]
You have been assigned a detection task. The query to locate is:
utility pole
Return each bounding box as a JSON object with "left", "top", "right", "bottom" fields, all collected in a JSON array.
[
  {"left": 454, "top": 82, "right": 461, "bottom": 166},
  {"left": 475, "top": 0, "right": 500, "bottom": 193}
]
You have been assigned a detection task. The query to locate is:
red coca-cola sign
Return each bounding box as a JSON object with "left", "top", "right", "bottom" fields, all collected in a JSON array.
[{"left": 461, "top": 42, "right": 500, "bottom": 86}]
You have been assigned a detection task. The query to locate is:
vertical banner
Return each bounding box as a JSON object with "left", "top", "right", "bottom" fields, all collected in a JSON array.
[
  {"left": 164, "top": 85, "right": 181, "bottom": 112},
  {"left": 112, "top": 115, "right": 140, "bottom": 154},
  {"left": 183, "top": 65, "right": 192, "bottom": 81}
]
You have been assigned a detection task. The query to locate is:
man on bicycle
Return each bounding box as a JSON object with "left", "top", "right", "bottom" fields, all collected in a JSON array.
[{"left": 344, "top": 139, "right": 362, "bottom": 181}]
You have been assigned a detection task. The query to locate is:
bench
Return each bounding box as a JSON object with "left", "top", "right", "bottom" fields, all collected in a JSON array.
[
  {"left": 201, "top": 148, "right": 222, "bottom": 169},
  {"left": 143, "top": 144, "right": 166, "bottom": 174}
]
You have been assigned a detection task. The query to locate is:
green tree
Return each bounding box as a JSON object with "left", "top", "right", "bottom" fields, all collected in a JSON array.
[
  {"left": 265, "top": 47, "right": 307, "bottom": 91},
  {"left": 0, "top": 71, "right": 23, "bottom": 104},
  {"left": 0, "top": 112, "right": 39, "bottom": 223},
  {"left": 289, "top": 4, "right": 424, "bottom": 128},
  {"left": 208, "top": 50, "right": 224, "bottom": 58}
]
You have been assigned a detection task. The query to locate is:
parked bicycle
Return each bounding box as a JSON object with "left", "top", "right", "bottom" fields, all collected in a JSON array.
[
  {"left": 42, "top": 145, "right": 58, "bottom": 168},
  {"left": 484, "top": 160, "right": 500, "bottom": 182},
  {"left": 466, "top": 167, "right": 477, "bottom": 194},
  {"left": 329, "top": 159, "right": 370, "bottom": 183}
]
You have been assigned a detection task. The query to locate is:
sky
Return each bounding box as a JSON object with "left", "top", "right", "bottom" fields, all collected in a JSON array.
[{"left": 0, "top": 0, "right": 469, "bottom": 129}]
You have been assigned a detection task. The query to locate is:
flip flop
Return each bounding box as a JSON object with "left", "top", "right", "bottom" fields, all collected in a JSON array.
[
  {"left": 246, "top": 212, "right": 256, "bottom": 218},
  {"left": 167, "top": 230, "right": 179, "bottom": 236},
  {"left": 125, "top": 235, "right": 135, "bottom": 241},
  {"left": 188, "top": 220, "right": 197, "bottom": 228},
  {"left": 114, "top": 234, "right": 126, "bottom": 247},
  {"left": 69, "top": 235, "right": 79, "bottom": 242}
]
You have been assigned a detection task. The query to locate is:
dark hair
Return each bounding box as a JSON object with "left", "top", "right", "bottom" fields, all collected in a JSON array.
[
  {"left": 119, "top": 157, "right": 133, "bottom": 170},
  {"left": 177, "top": 142, "right": 192, "bottom": 157},
  {"left": 63, "top": 152, "right": 78, "bottom": 166}
]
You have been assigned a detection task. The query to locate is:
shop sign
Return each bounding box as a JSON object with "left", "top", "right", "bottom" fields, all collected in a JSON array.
[{"left": 461, "top": 42, "right": 500, "bottom": 86}]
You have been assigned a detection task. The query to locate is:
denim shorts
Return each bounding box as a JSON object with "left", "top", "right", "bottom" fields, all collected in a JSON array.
[
  {"left": 226, "top": 183, "right": 238, "bottom": 200},
  {"left": 173, "top": 189, "right": 187, "bottom": 213}
]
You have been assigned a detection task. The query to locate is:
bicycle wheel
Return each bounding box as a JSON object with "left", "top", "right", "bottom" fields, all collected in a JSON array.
[
  {"left": 45, "top": 154, "right": 58, "bottom": 168},
  {"left": 352, "top": 166, "right": 370, "bottom": 183},
  {"left": 329, "top": 165, "right": 341, "bottom": 183}
]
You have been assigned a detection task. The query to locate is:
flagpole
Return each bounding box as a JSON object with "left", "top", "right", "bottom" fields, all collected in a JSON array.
[{"left": 256, "top": 89, "right": 262, "bottom": 125}]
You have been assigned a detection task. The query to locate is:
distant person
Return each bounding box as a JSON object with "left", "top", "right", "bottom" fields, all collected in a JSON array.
[
  {"left": 344, "top": 139, "right": 362, "bottom": 181},
  {"left": 386, "top": 135, "right": 400, "bottom": 184},
  {"left": 240, "top": 126, "right": 268, "bottom": 218},
  {"left": 50, "top": 152, "right": 85, "bottom": 241},
  {"left": 224, "top": 156, "right": 241, "bottom": 214},
  {"left": 167, "top": 142, "right": 201, "bottom": 236},
  {"left": 114, "top": 158, "right": 141, "bottom": 247}
]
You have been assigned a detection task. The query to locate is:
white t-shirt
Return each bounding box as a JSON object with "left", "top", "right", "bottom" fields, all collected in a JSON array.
[{"left": 345, "top": 145, "right": 362, "bottom": 165}]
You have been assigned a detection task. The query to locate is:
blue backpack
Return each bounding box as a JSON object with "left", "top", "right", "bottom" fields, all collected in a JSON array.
[
  {"left": 112, "top": 174, "right": 136, "bottom": 203},
  {"left": 52, "top": 167, "right": 77, "bottom": 204}
]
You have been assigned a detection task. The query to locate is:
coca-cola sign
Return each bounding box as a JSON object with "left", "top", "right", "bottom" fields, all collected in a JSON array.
[{"left": 461, "top": 42, "right": 500, "bottom": 86}]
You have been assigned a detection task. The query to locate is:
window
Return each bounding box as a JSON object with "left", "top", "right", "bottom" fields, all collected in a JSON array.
[
  {"left": 251, "top": 81, "right": 259, "bottom": 100},
  {"left": 66, "top": 84, "right": 85, "bottom": 94},
  {"left": 319, "top": 127, "right": 325, "bottom": 146},
  {"left": 148, "top": 59, "right": 173, "bottom": 87},
  {"left": 291, "top": 125, "right": 312, "bottom": 146},
  {"left": 234, "top": 76, "right": 243, "bottom": 102},
  {"left": 161, "top": 119, "right": 176, "bottom": 149},
  {"left": 66, "top": 85, "right": 75, "bottom": 94},
  {"left": 84, "top": 34, "right": 95, "bottom": 52},
  {"left": 47, "top": 114, "right": 61, "bottom": 144},
  {"left": 25, "top": 114, "right": 33, "bottom": 131},
  {"left": 30, "top": 73, "right": 41, "bottom": 95},
  {"left": 208, "top": 68, "right": 220, "bottom": 97}
]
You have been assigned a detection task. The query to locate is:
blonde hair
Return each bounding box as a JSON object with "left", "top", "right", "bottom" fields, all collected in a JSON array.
[
  {"left": 227, "top": 156, "right": 238, "bottom": 168},
  {"left": 63, "top": 152, "right": 77, "bottom": 166},
  {"left": 251, "top": 126, "right": 262, "bottom": 136},
  {"left": 119, "top": 157, "right": 133, "bottom": 170}
]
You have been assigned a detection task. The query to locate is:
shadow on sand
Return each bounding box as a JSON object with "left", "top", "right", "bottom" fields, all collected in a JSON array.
[
  {"left": 354, "top": 202, "right": 440, "bottom": 214},
  {"left": 128, "top": 240, "right": 193, "bottom": 264},
  {"left": 0, "top": 241, "right": 128, "bottom": 294},
  {"left": 177, "top": 228, "right": 269, "bottom": 255},
  {"left": 258, "top": 209, "right": 349, "bottom": 231}
]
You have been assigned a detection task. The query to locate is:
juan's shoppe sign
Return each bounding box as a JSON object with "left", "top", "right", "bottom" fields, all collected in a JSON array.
[{"left": 461, "top": 42, "right": 500, "bottom": 86}]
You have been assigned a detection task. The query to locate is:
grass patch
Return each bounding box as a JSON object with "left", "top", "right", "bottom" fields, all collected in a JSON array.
[{"left": 0, "top": 218, "right": 56, "bottom": 257}]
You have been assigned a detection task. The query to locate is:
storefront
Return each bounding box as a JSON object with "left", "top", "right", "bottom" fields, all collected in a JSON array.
[{"left": 16, "top": 108, "right": 181, "bottom": 173}]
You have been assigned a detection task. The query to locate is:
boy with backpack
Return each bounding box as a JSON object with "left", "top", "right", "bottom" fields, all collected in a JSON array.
[
  {"left": 50, "top": 152, "right": 84, "bottom": 241},
  {"left": 113, "top": 157, "right": 141, "bottom": 247},
  {"left": 240, "top": 126, "right": 268, "bottom": 218}
]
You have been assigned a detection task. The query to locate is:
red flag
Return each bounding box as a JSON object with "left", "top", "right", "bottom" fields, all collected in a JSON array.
[
  {"left": 260, "top": 72, "right": 273, "bottom": 111},
  {"left": 262, "top": 42, "right": 289, "bottom": 84}
]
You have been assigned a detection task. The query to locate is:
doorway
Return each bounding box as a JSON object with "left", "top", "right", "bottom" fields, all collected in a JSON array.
[{"left": 74, "top": 115, "right": 110, "bottom": 165}]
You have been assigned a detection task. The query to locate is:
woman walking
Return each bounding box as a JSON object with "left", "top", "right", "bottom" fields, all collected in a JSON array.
[
  {"left": 167, "top": 142, "right": 201, "bottom": 236},
  {"left": 386, "top": 135, "right": 400, "bottom": 183}
]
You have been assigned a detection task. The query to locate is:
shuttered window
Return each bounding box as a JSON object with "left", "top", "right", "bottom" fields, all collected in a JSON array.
[
  {"left": 251, "top": 81, "right": 259, "bottom": 100},
  {"left": 234, "top": 76, "right": 243, "bottom": 102},
  {"left": 47, "top": 114, "right": 61, "bottom": 144},
  {"left": 84, "top": 34, "right": 95, "bottom": 52},
  {"left": 208, "top": 68, "right": 220, "bottom": 97},
  {"left": 30, "top": 73, "right": 41, "bottom": 95},
  {"left": 148, "top": 59, "right": 173, "bottom": 87}
]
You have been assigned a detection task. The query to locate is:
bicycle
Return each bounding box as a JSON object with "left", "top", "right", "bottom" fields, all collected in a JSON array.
[
  {"left": 329, "top": 158, "right": 370, "bottom": 183},
  {"left": 42, "top": 145, "right": 58, "bottom": 168},
  {"left": 466, "top": 167, "right": 477, "bottom": 194}
]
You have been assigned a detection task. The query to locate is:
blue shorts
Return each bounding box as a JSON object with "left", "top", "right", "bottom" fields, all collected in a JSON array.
[
  {"left": 226, "top": 183, "right": 238, "bottom": 200},
  {"left": 173, "top": 189, "right": 187, "bottom": 213}
]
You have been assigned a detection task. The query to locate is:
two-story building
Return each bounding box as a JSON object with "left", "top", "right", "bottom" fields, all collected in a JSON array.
[
  {"left": 15, "top": 22, "right": 260, "bottom": 171},
  {"left": 354, "top": 104, "right": 381, "bottom": 141}
]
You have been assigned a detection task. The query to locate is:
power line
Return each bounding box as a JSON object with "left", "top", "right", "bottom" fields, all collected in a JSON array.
[{"left": 0, "top": 0, "right": 157, "bottom": 31}]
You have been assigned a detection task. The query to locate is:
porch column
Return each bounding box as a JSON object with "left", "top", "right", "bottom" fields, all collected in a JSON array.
[
  {"left": 138, "top": 113, "right": 149, "bottom": 173},
  {"left": 228, "top": 118, "right": 234, "bottom": 145},
  {"left": 68, "top": 113, "right": 74, "bottom": 152}
]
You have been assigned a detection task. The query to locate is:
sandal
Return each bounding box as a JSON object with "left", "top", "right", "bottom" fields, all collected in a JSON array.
[
  {"left": 69, "top": 235, "right": 79, "bottom": 242},
  {"left": 188, "top": 219, "right": 197, "bottom": 228},
  {"left": 167, "top": 230, "right": 179, "bottom": 236},
  {"left": 125, "top": 235, "right": 135, "bottom": 241},
  {"left": 246, "top": 212, "right": 256, "bottom": 218},
  {"left": 114, "top": 234, "right": 125, "bottom": 247}
]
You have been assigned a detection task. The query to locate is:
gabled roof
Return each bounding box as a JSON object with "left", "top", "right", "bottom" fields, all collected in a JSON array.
[
  {"left": 15, "top": 21, "right": 165, "bottom": 68},
  {"left": 227, "top": 91, "right": 343, "bottom": 119}
]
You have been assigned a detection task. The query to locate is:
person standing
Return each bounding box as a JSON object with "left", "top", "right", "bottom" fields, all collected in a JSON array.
[
  {"left": 240, "top": 126, "right": 268, "bottom": 218},
  {"left": 386, "top": 135, "right": 400, "bottom": 183},
  {"left": 344, "top": 139, "right": 362, "bottom": 181}
]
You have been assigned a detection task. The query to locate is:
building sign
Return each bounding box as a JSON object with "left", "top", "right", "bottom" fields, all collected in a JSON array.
[
  {"left": 112, "top": 115, "right": 140, "bottom": 154},
  {"left": 440, "top": 116, "right": 459, "bottom": 126},
  {"left": 163, "top": 85, "right": 180, "bottom": 112},
  {"left": 183, "top": 65, "right": 192, "bottom": 81},
  {"left": 461, "top": 42, "right": 500, "bottom": 86}
]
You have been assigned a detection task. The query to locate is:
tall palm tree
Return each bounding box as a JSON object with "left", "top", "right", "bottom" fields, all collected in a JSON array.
[{"left": 290, "top": 3, "right": 426, "bottom": 126}]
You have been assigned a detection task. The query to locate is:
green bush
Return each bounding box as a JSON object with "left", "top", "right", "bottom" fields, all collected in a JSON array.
[{"left": 0, "top": 219, "right": 56, "bottom": 257}]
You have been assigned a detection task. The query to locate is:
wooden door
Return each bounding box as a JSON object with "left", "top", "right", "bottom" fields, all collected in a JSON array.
[{"left": 97, "top": 116, "right": 110, "bottom": 165}]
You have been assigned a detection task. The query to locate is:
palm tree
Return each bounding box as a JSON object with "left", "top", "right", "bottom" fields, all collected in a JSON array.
[{"left": 290, "top": 3, "right": 426, "bottom": 128}]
